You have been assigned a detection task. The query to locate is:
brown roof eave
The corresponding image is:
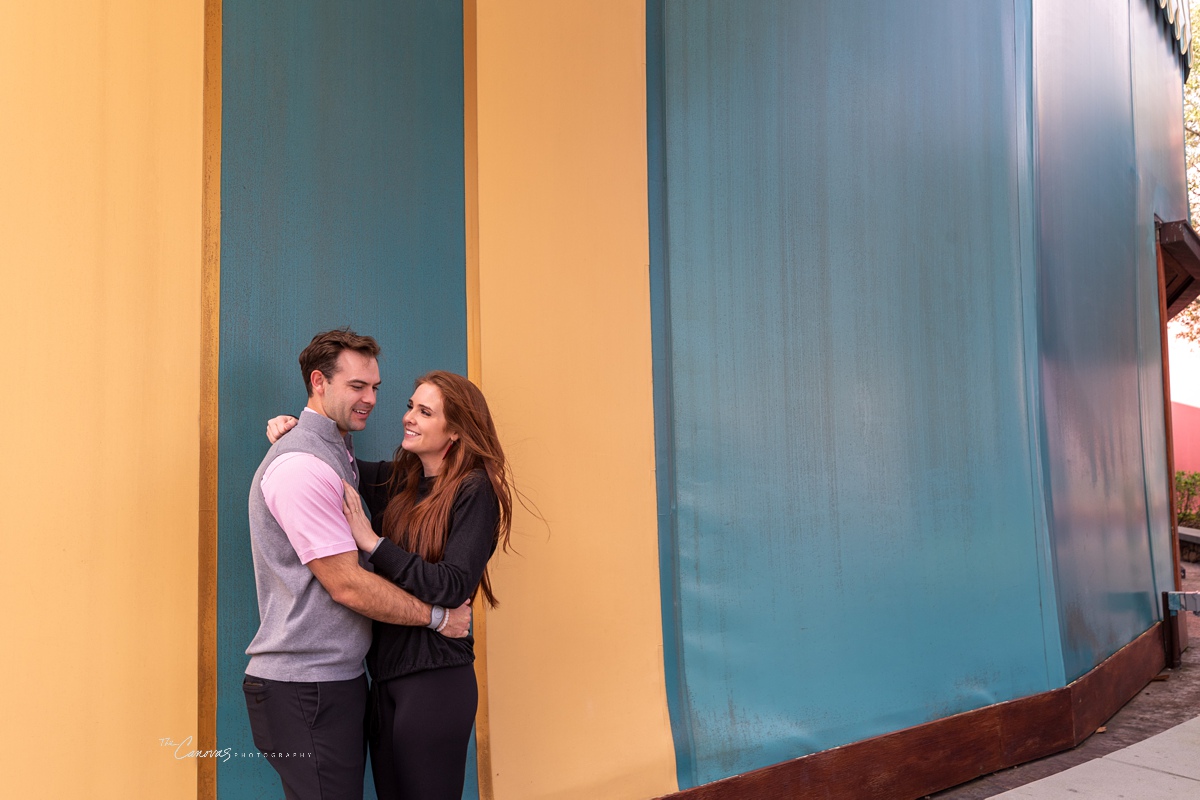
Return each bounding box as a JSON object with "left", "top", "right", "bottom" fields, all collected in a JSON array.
[{"left": 1160, "top": 219, "right": 1200, "bottom": 318}]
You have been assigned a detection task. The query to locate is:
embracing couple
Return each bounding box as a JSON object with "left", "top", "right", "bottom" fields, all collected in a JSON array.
[{"left": 242, "top": 328, "right": 512, "bottom": 799}]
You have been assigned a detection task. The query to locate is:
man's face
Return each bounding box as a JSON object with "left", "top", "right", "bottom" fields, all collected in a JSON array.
[{"left": 314, "top": 350, "right": 381, "bottom": 434}]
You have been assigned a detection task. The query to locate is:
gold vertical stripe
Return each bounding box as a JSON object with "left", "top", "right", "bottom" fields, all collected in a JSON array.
[
  {"left": 462, "top": 2, "right": 494, "bottom": 798},
  {"left": 472, "top": 3, "right": 679, "bottom": 795},
  {"left": 198, "top": 0, "right": 222, "bottom": 797}
]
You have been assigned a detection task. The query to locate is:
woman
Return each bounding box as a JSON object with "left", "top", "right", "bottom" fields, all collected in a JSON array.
[{"left": 267, "top": 370, "right": 512, "bottom": 799}]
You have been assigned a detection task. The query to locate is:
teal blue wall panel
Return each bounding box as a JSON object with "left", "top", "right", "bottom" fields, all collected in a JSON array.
[
  {"left": 1130, "top": 0, "right": 1188, "bottom": 610},
  {"left": 1032, "top": 0, "right": 1178, "bottom": 681},
  {"left": 216, "top": 1, "right": 469, "bottom": 797},
  {"left": 652, "top": 1, "right": 1059, "bottom": 788}
]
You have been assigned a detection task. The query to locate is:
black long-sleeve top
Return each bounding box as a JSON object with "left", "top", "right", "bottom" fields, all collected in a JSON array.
[{"left": 357, "top": 459, "right": 499, "bottom": 681}]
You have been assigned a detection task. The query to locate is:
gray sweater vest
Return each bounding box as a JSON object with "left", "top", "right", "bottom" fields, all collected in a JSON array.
[{"left": 244, "top": 410, "right": 372, "bottom": 681}]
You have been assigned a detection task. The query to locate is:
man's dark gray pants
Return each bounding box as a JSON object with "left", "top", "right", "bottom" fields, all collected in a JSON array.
[{"left": 243, "top": 673, "right": 368, "bottom": 800}]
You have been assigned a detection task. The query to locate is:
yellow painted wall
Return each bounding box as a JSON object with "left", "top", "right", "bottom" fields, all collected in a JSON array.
[
  {"left": 0, "top": 3, "right": 204, "bottom": 798},
  {"left": 473, "top": 2, "right": 679, "bottom": 797}
]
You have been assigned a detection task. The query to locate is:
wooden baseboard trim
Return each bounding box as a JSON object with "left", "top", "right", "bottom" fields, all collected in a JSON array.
[
  {"left": 1069, "top": 624, "right": 1165, "bottom": 743},
  {"left": 660, "top": 624, "right": 1164, "bottom": 800}
]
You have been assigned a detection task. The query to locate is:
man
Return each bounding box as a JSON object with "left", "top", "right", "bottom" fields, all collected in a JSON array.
[{"left": 242, "top": 328, "right": 469, "bottom": 800}]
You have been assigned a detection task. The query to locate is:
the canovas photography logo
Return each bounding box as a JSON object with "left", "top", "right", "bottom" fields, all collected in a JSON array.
[
  {"left": 158, "top": 736, "right": 312, "bottom": 763},
  {"left": 159, "top": 737, "right": 233, "bottom": 763}
]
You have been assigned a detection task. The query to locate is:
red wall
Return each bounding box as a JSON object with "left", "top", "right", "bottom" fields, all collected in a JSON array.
[{"left": 1175, "top": 402, "right": 1200, "bottom": 474}]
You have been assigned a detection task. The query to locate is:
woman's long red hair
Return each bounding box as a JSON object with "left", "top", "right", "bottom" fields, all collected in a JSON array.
[{"left": 380, "top": 371, "right": 512, "bottom": 607}]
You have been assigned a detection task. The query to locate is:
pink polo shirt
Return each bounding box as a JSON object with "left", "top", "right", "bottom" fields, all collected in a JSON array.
[{"left": 261, "top": 447, "right": 357, "bottom": 565}]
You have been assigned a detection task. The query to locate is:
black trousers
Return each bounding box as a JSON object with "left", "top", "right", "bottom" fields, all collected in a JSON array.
[
  {"left": 243, "top": 673, "right": 368, "bottom": 800},
  {"left": 369, "top": 665, "right": 478, "bottom": 800}
]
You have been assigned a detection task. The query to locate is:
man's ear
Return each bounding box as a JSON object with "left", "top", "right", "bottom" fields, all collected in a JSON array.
[{"left": 310, "top": 370, "right": 327, "bottom": 396}]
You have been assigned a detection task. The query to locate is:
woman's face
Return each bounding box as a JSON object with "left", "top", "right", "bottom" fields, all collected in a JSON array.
[{"left": 402, "top": 382, "right": 458, "bottom": 474}]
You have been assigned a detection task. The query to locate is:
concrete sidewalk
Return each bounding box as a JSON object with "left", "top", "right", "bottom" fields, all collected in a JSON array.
[{"left": 989, "top": 715, "right": 1200, "bottom": 798}]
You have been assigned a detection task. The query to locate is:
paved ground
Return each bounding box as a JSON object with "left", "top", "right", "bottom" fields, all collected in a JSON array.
[
  {"left": 987, "top": 716, "right": 1200, "bottom": 798},
  {"left": 930, "top": 560, "right": 1200, "bottom": 799}
]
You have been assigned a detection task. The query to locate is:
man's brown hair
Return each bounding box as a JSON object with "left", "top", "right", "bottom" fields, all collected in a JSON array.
[{"left": 298, "top": 328, "right": 381, "bottom": 397}]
